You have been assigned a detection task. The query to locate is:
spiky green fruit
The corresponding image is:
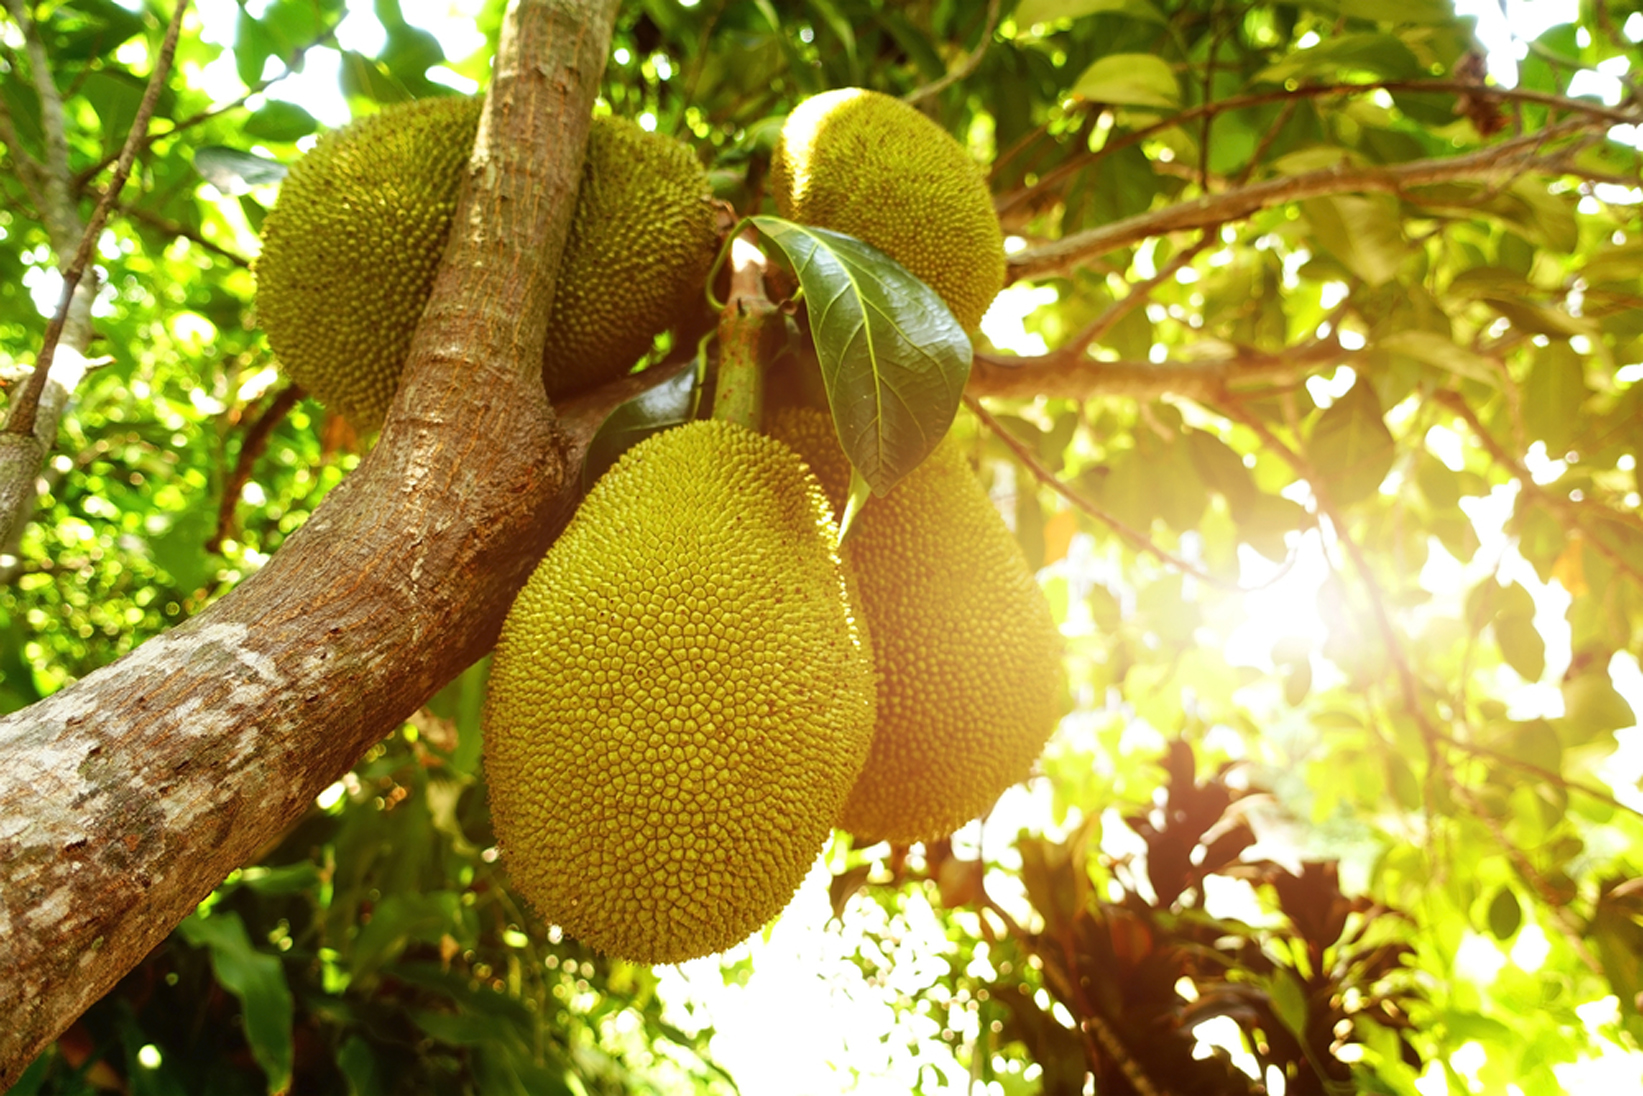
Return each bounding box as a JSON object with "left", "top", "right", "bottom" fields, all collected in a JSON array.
[
  {"left": 770, "top": 88, "right": 1005, "bottom": 331},
  {"left": 771, "top": 408, "right": 1063, "bottom": 845},
  {"left": 255, "top": 99, "right": 718, "bottom": 431},
  {"left": 483, "top": 420, "right": 875, "bottom": 964}
]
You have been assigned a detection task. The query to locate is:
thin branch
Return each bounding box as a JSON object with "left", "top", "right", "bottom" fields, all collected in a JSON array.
[
  {"left": 969, "top": 335, "right": 1358, "bottom": 402},
  {"left": 1009, "top": 117, "right": 1609, "bottom": 282},
  {"left": 993, "top": 230, "right": 1216, "bottom": 376},
  {"left": 966, "top": 394, "right": 1302, "bottom": 593},
  {"left": 903, "top": 0, "right": 1000, "bottom": 107},
  {"left": 4, "top": 0, "right": 189, "bottom": 441},
  {"left": 72, "top": 20, "right": 342, "bottom": 192},
  {"left": 208, "top": 384, "right": 304, "bottom": 554},
  {"left": 1449, "top": 781, "right": 1605, "bottom": 975},
  {"left": 119, "top": 203, "right": 252, "bottom": 267},
  {"left": 997, "top": 80, "right": 1640, "bottom": 221},
  {"left": 1436, "top": 726, "right": 1643, "bottom": 822},
  {"left": 1434, "top": 390, "right": 1643, "bottom": 590},
  {"left": 1216, "top": 394, "right": 1435, "bottom": 743}
]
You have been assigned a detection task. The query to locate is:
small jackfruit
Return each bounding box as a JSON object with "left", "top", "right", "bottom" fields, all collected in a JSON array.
[
  {"left": 772, "top": 408, "right": 1063, "bottom": 845},
  {"left": 483, "top": 420, "right": 875, "bottom": 964},
  {"left": 770, "top": 88, "right": 1005, "bottom": 331},
  {"left": 255, "top": 98, "right": 718, "bottom": 431}
]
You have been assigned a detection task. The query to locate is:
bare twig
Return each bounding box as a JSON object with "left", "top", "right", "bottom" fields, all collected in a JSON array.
[
  {"left": 1009, "top": 117, "right": 1608, "bottom": 282},
  {"left": 5, "top": 0, "right": 190, "bottom": 441},
  {"left": 904, "top": 0, "right": 1001, "bottom": 107},
  {"left": 119, "top": 203, "right": 252, "bottom": 267},
  {"left": 1450, "top": 781, "right": 1604, "bottom": 974},
  {"left": 994, "top": 230, "right": 1216, "bottom": 375},
  {"left": 72, "top": 19, "right": 342, "bottom": 191},
  {"left": 208, "top": 384, "right": 304, "bottom": 553},
  {"left": 998, "top": 80, "right": 1639, "bottom": 221},
  {"left": 969, "top": 335, "right": 1359, "bottom": 402},
  {"left": 966, "top": 394, "right": 1302, "bottom": 593},
  {"left": 1216, "top": 394, "right": 1435, "bottom": 741},
  {"left": 1434, "top": 390, "right": 1643, "bottom": 590}
]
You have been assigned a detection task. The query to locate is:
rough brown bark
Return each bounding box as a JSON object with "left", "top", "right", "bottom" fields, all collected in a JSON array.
[{"left": 0, "top": 0, "right": 624, "bottom": 1083}]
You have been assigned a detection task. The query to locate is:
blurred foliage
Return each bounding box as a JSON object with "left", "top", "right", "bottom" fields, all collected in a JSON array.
[{"left": 3, "top": 0, "right": 1643, "bottom": 1092}]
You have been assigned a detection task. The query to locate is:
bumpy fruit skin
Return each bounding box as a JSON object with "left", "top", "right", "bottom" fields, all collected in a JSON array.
[
  {"left": 255, "top": 96, "right": 477, "bottom": 432},
  {"left": 772, "top": 409, "right": 1063, "bottom": 845},
  {"left": 547, "top": 117, "right": 721, "bottom": 394},
  {"left": 256, "top": 99, "right": 718, "bottom": 431},
  {"left": 770, "top": 88, "right": 1005, "bottom": 332},
  {"left": 483, "top": 420, "right": 875, "bottom": 964}
]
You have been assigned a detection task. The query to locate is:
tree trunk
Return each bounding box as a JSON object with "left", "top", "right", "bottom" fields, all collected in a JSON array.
[{"left": 0, "top": 0, "right": 626, "bottom": 1082}]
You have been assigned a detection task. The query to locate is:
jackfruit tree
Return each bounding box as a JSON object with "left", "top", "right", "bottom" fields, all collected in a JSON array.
[{"left": 2, "top": 0, "right": 1642, "bottom": 1093}]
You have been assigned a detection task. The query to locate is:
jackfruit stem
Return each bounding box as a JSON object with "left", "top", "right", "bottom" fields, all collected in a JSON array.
[{"left": 711, "top": 232, "right": 781, "bottom": 430}]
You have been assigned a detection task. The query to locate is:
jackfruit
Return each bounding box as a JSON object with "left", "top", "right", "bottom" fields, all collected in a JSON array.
[
  {"left": 483, "top": 419, "right": 875, "bottom": 964},
  {"left": 770, "top": 88, "right": 1005, "bottom": 331},
  {"left": 771, "top": 408, "right": 1063, "bottom": 845},
  {"left": 255, "top": 98, "right": 718, "bottom": 431}
]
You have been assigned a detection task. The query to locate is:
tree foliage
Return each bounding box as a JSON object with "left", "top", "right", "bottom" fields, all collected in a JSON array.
[{"left": 2, "top": 0, "right": 1641, "bottom": 1092}]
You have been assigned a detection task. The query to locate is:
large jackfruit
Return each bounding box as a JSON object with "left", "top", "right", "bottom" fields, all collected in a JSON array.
[
  {"left": 483, "top": 420, "right": 875, "bottom": 964},
  {"left": 255, "top": 98, "right": 718, "bottom": 431},
  {"left": 771, "top": 408, "right": 1063, "bottom": 845},
  {"left": 770, "top": 88, "right": 1005, "bottom": 331}
]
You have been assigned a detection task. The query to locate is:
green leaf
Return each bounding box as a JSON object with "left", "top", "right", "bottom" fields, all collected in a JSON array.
[
  {"left": 244, "top": 100, "right": 319, "bottom": 142},
  {"left": 1258, "top": 34, "right": 1423, "bottom": 83},
  {"left": 149, "top": 508, "right": 216, "bottom": 593},
  {"left": 1336, "top": 0, "right": 1455, "bottom": 23},
  {"left": 194, "top": 146, "right": 290, "bottom": 191},
  {"left": 176, "top": 911, "right": 293, "bottom": 1095},
  {"left": 1307, "top": 380, "right": 1395, "bottom": 507},
  {"left": 349, "top": 892, "right": 462, "bottom": 982},
  {"left": 336, "top": 1036, "right": 383, "bottom": 1096},
  {"left": 1301, "top": 195, "right": 1406, "bottom": 286},
  {"left": 1495, "top": 615, "right": 1546, "bottom": 681},
  {"left": 751, "top": 216, "right": 972, "bottom": 496},
  {"left": 1018, "top": 0, "right": 1164, "bottom": 22},
  {"left": 1070, "top": 54, "right": 1180, "bottom": 108},
  {"left": 1268, "top": 968, "right": 1310, "bottom": 1038},
  {"left": 82, "top": 70, "right": 146, "bottom": 156},
  {"left": 1522, "top": 341, "right": 1589, "bottom": 456},
  {"left": 1378, "top": 330, "right": 1499, "bottom": 385},
  {"left": 1561, "top": 672, "right": 1637, "bottom": 744}
]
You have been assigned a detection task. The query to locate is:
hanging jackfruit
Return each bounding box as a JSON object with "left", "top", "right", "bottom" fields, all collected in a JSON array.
[
  {"left": 255, "top": 98, "right": 718, "bottom": 431},
  {"left": 483, "top": 420, "right": 875, "bottom": 964},
  {"left": 770, "top": 87, "right": 1005, "bottom": 331},
  {"left": 771, "top": 408, "right": 1063, "bottom": 845}
]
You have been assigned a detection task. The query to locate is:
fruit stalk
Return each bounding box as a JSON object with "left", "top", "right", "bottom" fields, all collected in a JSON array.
[{"left": 711, "top": 232, "right": 783, "bottom": 430}]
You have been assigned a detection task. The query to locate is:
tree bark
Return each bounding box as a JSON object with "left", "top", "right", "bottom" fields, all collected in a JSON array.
[{"left": 0, "top": 0, "right": 625, "bottom": 1083}]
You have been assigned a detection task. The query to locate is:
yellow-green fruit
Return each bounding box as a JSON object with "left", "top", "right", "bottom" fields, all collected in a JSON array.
[
  {"left": 483, "top": 420, "right": 875, "bottom": 964},
  {"left": 255, "top": 99, "right": 718, "bottom": 431},
  {"left": 771, "top": 409, "right": 1063, "bottom": 845},
  {"left": 255, "top": 96, "right": 476, "bottom": 431},
  {"left": 770, "top": 88, "right": 1005, "bottom": 331}
]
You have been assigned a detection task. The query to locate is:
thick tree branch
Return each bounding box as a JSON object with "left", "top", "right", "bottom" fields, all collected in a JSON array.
[
  {"left": 1008, "top": 118, "right": 1611, "bottom": 282},
  {"left": 0, "top": 0, "right": 624, "bottom": 1083}
]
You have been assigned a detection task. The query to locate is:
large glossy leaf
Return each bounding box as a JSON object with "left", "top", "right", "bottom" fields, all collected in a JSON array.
[{"left": 751, "top": 216, "right": 971, "bottom": 495}]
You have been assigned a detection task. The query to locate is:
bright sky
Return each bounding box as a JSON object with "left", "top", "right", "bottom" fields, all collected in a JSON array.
[{"left": 155, "top": 0, "right": 1643, "bottom": 1089}]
